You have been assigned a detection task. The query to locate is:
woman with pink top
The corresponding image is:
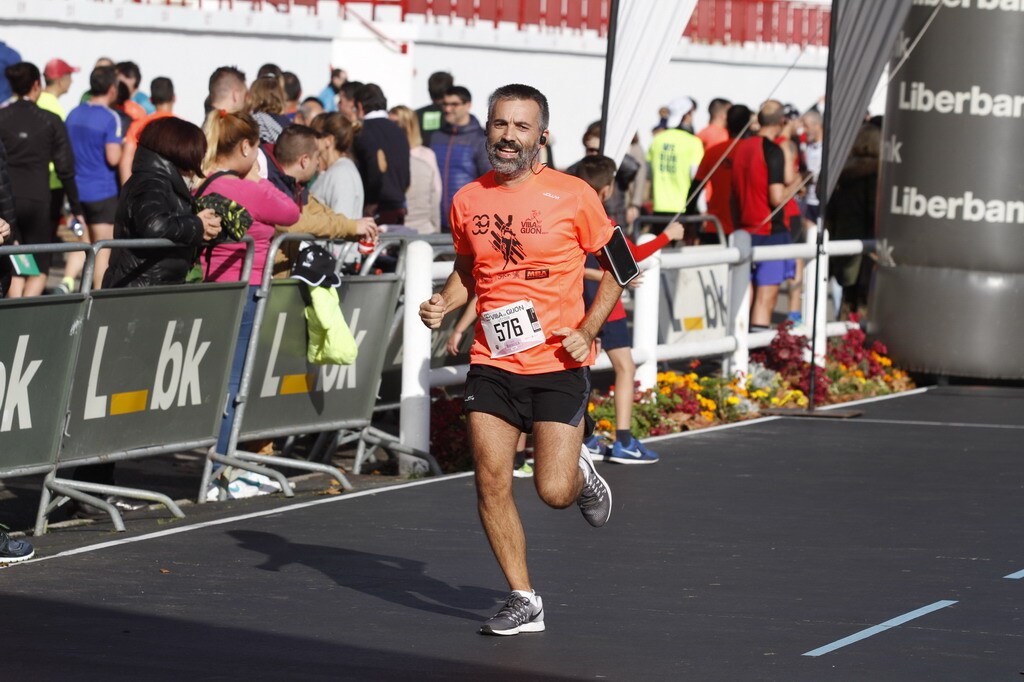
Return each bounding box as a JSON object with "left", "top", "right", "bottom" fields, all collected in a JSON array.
[{"left": 199, "top": 110, "right": 300, "bottom": 454}]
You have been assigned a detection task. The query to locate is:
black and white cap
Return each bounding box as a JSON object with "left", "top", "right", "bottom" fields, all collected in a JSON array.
[{"left": 290, "top": 244, "right": 342, "bottom": 288}]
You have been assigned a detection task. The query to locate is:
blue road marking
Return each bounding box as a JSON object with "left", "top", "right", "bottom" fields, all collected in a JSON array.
[
  {"left": 802, "top": 600, "right": 958, "bottom": 657},
  {"left": 1004, "top": 569, "right": 1024, "bottom": 580}
]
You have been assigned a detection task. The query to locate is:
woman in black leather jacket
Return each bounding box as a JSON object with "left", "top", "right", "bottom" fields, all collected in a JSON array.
[{"left": 103, "top": 117, "right": 221, "bottom": 288}]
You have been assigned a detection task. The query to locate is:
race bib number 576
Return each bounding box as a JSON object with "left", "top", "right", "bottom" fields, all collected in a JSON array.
[{"left": 481, "top": 299, "right": 545, "bottom": 358}]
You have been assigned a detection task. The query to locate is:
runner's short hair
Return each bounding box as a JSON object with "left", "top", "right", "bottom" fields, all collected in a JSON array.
[
  {"left": 339, "top": 80, "right": 363, "bottom": 103},
  {"left": 115, "top": 61, "right": 142, "bottom": 88},
  {"left": 90, "top": 66, "right": 118, "bottom": 97},
  {"left": 570, "top": 155, "right": 616, "bottom": 194},
  {"left": 444, "top": 85, "right": 472, "bottom": 104},
  {"left": 427, "top": 71, "right": 454, "bottom": 101},
  {"left": 726, "top": 104, "right": 752, "bottom": 138},
  {"left": 708, "top": 97, "right": 732, "bottom": 119},
  {"left": 150, "top": 77, "right": 174, "bottom": 106},
  {"left": 208, "top": 66, "right": 246, "bottom": 100},
  {"left": 282, "top": 71, "right": 302, "bottom": 102},
  {"left": 354, "top": 83, "right": 387, "bottom": 114},
  {"left": 4, "top": 62, "right": 40, "bottom": 97},
  {"left": 139, "top": 117, "right": 207, "bottom": 178},
  {"left": 487, "top": 84, "right": 549, "bottom": 131},
  {"left": 275, "top": 125, "right": 319, "bottom": 165},
  {"left": 757, "top": 100, "right": 784, "bottom": 128}
]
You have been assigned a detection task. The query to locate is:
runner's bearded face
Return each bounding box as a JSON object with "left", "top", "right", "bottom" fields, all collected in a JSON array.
[{"left": 487, "top": 98, "right": 544, "bottom": 178}]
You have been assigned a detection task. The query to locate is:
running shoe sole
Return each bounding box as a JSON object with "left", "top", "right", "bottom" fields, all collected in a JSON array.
[
  {"left": 608, "top": 454, "right": 659, "bottom": 465},
  {"left": 0, "top": 549, "right": 35, "bottom": 564},
  {"left": 480, "top": 618, "right": 546, "bottom": 636}
]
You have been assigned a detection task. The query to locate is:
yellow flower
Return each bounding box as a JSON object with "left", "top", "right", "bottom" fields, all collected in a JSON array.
[
  {"left": 880, "top": 356, "right": 892, "bottom": 367},
  {"left": 701, "top": 410, "right": 715, "bottom": 421},
  {"left": 698, "top": 396, "right": 716, "bottom": 411},
  {"left": 726, "top": 396, "right": 740, "bottom": 406},
  {"left": 770, "top": 397, "right": 780, "bottom": 405},
  {"left": 854, "top": 370, "right": 865, "bottom": 379},
  {"left": 751, "top": 390, "right": 768, "bottom": 400},
  {"left": 588, "top": 402, "right": 595, "bottom": 413},
  {"left": 660, "top": 386, "right": 671, "bottom": 395}
]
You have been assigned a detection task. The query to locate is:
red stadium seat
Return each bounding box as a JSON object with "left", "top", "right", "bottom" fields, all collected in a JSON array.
[
  {"left": 565, "top": 0, "right": 583, "bottom": 31},
  {"left": 522, "top": 0, "right": 542, "bottom": 29}
]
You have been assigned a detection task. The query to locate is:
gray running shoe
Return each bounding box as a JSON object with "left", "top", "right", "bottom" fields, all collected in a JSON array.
[
  {"left": 480, "top": 592, "right": 545, "bottom": 636},
  {"left": 577, "top": 443, "right": 612, "bottom": 527},
  {"left": 0, "top": 529, "right": 34, "bottom": 564}
]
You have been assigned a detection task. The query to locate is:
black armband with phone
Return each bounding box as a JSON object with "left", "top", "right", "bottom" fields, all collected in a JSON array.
[{"left": 594, "top": 225, "right": 639, "bottom": 286}]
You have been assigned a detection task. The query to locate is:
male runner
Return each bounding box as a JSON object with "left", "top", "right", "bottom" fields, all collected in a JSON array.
[{"left": 419, "top": 83, "right": 622, "bottom": 636}]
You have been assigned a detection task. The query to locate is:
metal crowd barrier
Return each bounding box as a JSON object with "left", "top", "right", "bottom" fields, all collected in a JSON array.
[
  {"left": 1, "top": 233, "right": 453, "bottom": 534},
  {"left": 198, "top": 233, "right": 441, "bottom": 504},
  {"left": 28, "top": 238, "right": 255, "bottom": 534},
  {"left": 0, "top": 243, "right": 95, "bottom": 488}
]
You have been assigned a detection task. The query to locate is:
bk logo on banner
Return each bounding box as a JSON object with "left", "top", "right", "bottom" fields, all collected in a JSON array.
[
  {"left": 84, "top": 320, "right": 211, "bottom": 420},
  {"left": 0, "top": 335, "right": 42, "bottom": 432}
]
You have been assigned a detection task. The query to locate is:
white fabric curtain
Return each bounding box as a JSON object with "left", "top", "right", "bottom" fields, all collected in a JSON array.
[{"left": 602, "top": 0, "right": 698, "bottom": 167}]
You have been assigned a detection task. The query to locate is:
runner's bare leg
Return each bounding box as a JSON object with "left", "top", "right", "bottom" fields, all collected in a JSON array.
[
  {"left": 469, "top": 410, "right": 532, "bottom": 591},
  {"left": 532, "top": 420, "right": 585, "bottom": 508}
]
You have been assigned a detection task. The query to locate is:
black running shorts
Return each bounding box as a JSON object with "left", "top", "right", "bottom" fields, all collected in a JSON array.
[
  {"left": 463, "top": 364, "right": 590, "bottom": 433},
  {"left": 82, "top": 196, "right": 118, "bottom": 226}
]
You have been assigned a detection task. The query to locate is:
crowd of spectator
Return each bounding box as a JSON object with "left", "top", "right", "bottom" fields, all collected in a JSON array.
[
  {"left": 0, "top": 54, "right": 491, "bottom": 299},
  {"left": 0, "top": 46, "right": 879, "bottom": 319}
]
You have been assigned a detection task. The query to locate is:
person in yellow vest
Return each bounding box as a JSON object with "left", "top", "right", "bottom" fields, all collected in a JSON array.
[
  {"left": 38, "top": 58, "right": 85, "bottom": 294},
  {"left": 646, "top": 96, "right": 704, "bottom": 242}
]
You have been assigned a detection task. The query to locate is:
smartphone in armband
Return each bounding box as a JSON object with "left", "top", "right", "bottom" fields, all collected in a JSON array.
[{"left": 595, "top": 226, "right": 639, "bottom": 286}]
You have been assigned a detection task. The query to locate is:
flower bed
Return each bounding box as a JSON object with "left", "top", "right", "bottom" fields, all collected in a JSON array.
[{"left": 429, "top": 322, "right": 915, "bottom": 470}]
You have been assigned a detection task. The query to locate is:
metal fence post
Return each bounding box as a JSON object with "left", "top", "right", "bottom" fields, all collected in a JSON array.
[
  {"left": 633, "top": 238, "right": 660, "bottom": 391},
  {"left": 802, "top": 223, "right": 817, "bottom": 328},
  {"left": 813, "top": 228, "right": 830, "bottom": 367},
  {"left": 726, "top": 230, "right": 752, "bottom": 376},
  {"left": 400, "top": 240, "right": 434, "bottom": 454}
]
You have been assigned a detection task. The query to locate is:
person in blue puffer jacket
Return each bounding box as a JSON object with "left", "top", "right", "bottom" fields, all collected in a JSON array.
[{"left": 429, "top": 85, "right": 490, "bottom": 232}]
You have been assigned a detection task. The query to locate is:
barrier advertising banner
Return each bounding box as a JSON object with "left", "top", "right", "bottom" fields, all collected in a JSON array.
[
  {"left": 240, "top": 276, "right": 400, "bottom": 437},
  {"left": 378, "top": 283, "right": 472, "bottom": 404},
  {"left": 0, "top": 297, "right": 86, "bottom": 475},
  {"left": 872, "top": 2, "right": 1024, "bottom": 378},
  {"left": 657, "top": 245, "right": 730, "bottom": 346},
  {"left": 61, "top": 285, "right": 245, "bottom": 462}
]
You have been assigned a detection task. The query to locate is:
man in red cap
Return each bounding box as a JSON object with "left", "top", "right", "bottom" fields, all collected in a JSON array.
[
  {"left": 38, "top": 59, "right": 78, "bottom": 119},
  {"left": 38, "top": 58, "right": 84, "bottom": 293}
]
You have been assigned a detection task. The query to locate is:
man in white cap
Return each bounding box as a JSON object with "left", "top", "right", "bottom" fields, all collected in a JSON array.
[{"left": 646, "top": 95, "right": 703, "bottom": 241}]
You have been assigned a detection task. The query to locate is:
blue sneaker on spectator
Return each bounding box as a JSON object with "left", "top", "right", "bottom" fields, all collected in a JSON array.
[
  {"left": 608, "top": 437, "right": 659, "bottom": 465},
  {"left": 583, "top": 434, "right": 608, "bottom": 459}
]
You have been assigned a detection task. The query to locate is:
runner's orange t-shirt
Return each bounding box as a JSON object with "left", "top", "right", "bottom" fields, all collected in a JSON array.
[
  {"left": 451, "top": 167, "right": 615, "bottom": 375},
  {"left": 125, "top": 110, "right": 175, "bottom": 146}
]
